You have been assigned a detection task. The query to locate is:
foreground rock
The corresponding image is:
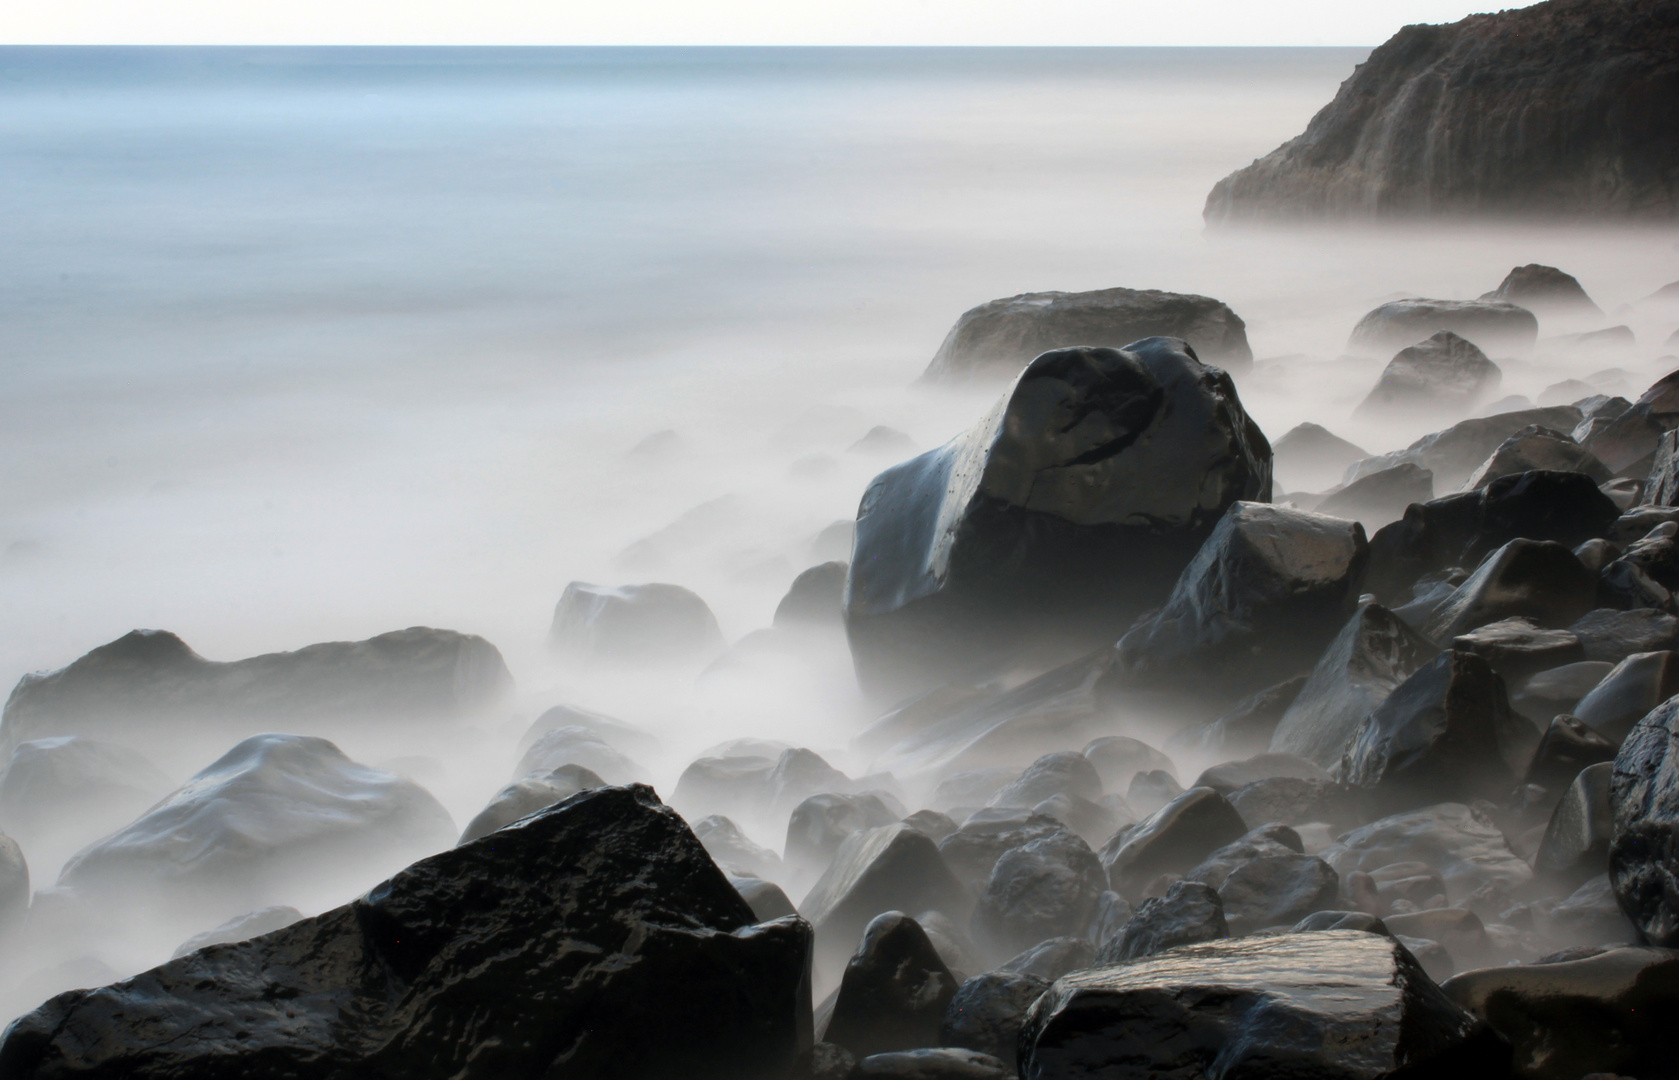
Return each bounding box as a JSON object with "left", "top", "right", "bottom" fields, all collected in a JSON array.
[
  {"left": 847, "top": 339, "right": 1270, "bottom": 698},
  {"left": 0, "top": 784, "right": 813, "bottom": 1080},
  {"left": 940, "top": 971, "right": 1049, "bottom": 1069},
  {"left": 1021, "top": 930, "right": 1505, "bottom": 1079},
  {"left": 1609, "top": 696, "right": 1679, "bottom": 945},
  {"left": 1444, "top": 946, "right": 1679, "bottom": 1080},
  {"left": 801, "top": 823, "right": 971, "bottom": 971},
  {"left": 549, "top": 581, "right": 725, "bottom": 665},
  {"left": 824, "top": 912, "right": 958, "bottom": 1059},
  {"left": 1354, "top": 331, "right": 1502, "bottom": 417},
  {"left": 0, "top": 627, "right": 513, "bottom": 757},
  {"left": 922, "top": 288, "right": 1253, "bottom": 381},
  {"left": 1114, "top": 502, "right": 1365, "bottom": 702},
  {"left": 53, "top": 733, "right": 456, "bottom": 935},
  {"left": 1203, "top": 1, "right": 1679, "bottom": 222}
]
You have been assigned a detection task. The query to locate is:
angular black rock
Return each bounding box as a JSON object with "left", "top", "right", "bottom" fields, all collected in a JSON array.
[
  {"left": 785, "top": 792, "right": 901, "bottom": 879},
  {"left": 1114, "top": 502, "right": 1366, "bottom": 702},
  {"left": 1599, "top": 523, "right": 1679, "bottom": 610},
  {"left": 852, "top": 1048, "right": 1014, "bottom": 1080},
  {"left": 1345, "top": 408, "right": 1585, "bottom": 492},
  {"left": 1645, "top": 429, "right": 1679, "bottom": 508},
  {"left": 549, "top": 580, "right": 725, "bottom": 665},
  {"left": 1481, "top": 264, "right": 1604, "bottom": 318},
  {"left": 1574, "top": 650, "right": 1679, "bottom": 745},
  {"left": 846, "top": 339, "right": 1270, "bottom": 699},
  {"left": 1313, "top": 462, "right": 1434, "bottom": 528},
  {"left": 1202, "top": 0, "right": 1679, "bottom": 223},
  {"left": 1421, "top": 539, "right": 1598, "bottom": 643},
  {"left": 937, "top": 811, "right": 1068, "bottom": 895},
  {"left": 775, "top": 562, "right": 849, "bottom": 628},
  {"left": 985, "top": 752, "right": 1101, "bottom": 810},
  {"left": 1462, "top": 425, "right": 1611, "bottom": 491},
  {"left": 970, "top": 830, "right": 1106, "bottom": 962},
  {"left": 1523, "top": 714, "right": 1617, "bottom": 794},
  {"left": 1322, "top": 802, "right": 1534, "bottom": 903},
  {"left": 1272, "top": 422, "right": 1369, "bottom": 492},
  {"left": 1024, "top": 931, "right": 1505, "bottom": 1080},
  {"left": 0, "top": 627, "right": 513, "bottom": 757},
  {"left": 1340, "top": 650, "right": 1531, "bottom": 813},
  {"left": 801, "top": 823, "right": 972, "bottom": 971},
  {"left": 1099, "top": 787, "right": 1248, "bottom": 900},
  {"left": 1360, "top": 470, "right": 1619, "bottom": 604},
  {"left": 1182, "top": 675, "right": 1306, "bottom": 759},
  {"left": 1609, "top": 696, "right": 1679, "bottom": 946},
  {"left": 458, "top": 763, "right": 605, "bottom": 844},
  {"left": 1269, "top": 603, "right": 1438, "bottom": 769},
  {"left": 1095, "top": 879, "right": 1228, "bottom": 963},
  {"left": 940, "top": 971, "right": 1049, "bottom": 1069},
  {"left": 1218, "top": 852, "right": 1340, "bottom": 934},
  {"left": 0, "top": 784, "right": 813, "bottom": 1080},
  {"left": 1444, "top": 946, "right": 1679, "bottom": 1080},
  {"left": 1354, "top": 331, "right": 1502, "bottom": 417},
  {"left": 1535, "top": 761, "right": 1614, "bottom": 887},
  {"left": 922, "top": 287, "right": 1253, "bottom": 381},
  {"left": 1452, "top": 617, "right": 1585, "bottom": 684},
  {"left": 823, "top": 912, "right": 958, "bottom": 1060}
]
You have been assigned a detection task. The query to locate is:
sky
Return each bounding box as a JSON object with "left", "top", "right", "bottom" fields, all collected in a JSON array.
[{"left": 5, "top": 0, "right": 1527, "bottom": 46}]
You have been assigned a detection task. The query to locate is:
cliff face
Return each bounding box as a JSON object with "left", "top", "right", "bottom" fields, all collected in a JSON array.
[{"left": 1204, "top": 0, "right": 1679, "bottom": 223}]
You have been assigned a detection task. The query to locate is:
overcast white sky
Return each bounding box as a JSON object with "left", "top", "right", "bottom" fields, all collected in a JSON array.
[{"left": 5, "top": 0, "right": 1523, "bottom": 46}]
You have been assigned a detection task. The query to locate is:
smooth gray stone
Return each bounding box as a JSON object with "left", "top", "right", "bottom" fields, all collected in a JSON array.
[
  {"left": 1569, "top": 607, "right": 1679, "bottom": 663},
  {"left": 785, "top": 792, "right": 901, "bottom": 879},
  {"left": 1575, "top": 650, "right": 1679, "bottom": 745},
  {"left": 1080, "top": 736, "right": 1173, "bottom": 791},
  {"left": 1217, "top": 852, "right": 1340, "bottom": 935},
  {"left": 1124, "top": 770, "right": 1183, "bottom": 818},
  {"left": 1523, "top": 714, "right": 1617, "bottom": 794},
  {"left": 774, "top": 561, "right": 848, "bottom": 628},
  {"left": 1269, "top": 603, "right": 1437, "bottom": 770},
  {"left": 1181, "top": 824, "right": 1303, "bottom": 891},
  {"left": 1422, "top": 538, "right": 1597, "bottom": 643},
  {"left": 1273, "top": 422, "right": 1369, "bottom": 492},
  {"left": 1179, "top": 676, "right": 1306, "bottom": 759},
  {"left": 1535, "top": 762, "right": 1613, "bottom": 887},
  {"left": 1227, "top": 775, "right": 1362, "bottom": 831},
  {"left": 1451, "top": 617, "right": 1585, "bottom": 684},
  {"left": 458, "top": 763, "right": 605, "bottom": 845},
  {"left": 1484, "top": 264, "right": 1603, "bottom": 317},
  {"left": 1344, "top": 407, "right": 1585, "bottom": 491},
  {"left": 1321, "top": 802, "right": 1533, "bottom": 904},
  {"left": 970, "top": 832, "right": 1106, "bottom": 962},
  {"left": 902, "top": 810, "right": 959, "bottom": 845},
  {"left": 1023, "top": 931, "right": 1503, "bottom": 1079},
  {"left": 1191, "top": 753, "right": 1328, "bottom": 796},
  {"left": 729, "top": 875, "right": 798, "bottom": 923},
  {"left": 1510, "top": 661, "right": 1614, "bottom": 726},
  {"left": 1314, "top": 462, "right": 1434, "bottom": 528},
  {"left": 938, "top": 811, "right": 1067, "bottom": 896},
  {"left": 549, "top": 580, "right": 724, "bottom": 665},
  {"left": 515, "top": 725, "right": 644, "bottom": 785},
  {"left": 986, "top": 752, "right": 1101, "bottom": 810},
  {"left": 1099, "top": 787, "right": 1247, "bottom": 900},
  {"left": 801, "top": 823, "right": 971, "bottom": 972},
  {"left": 694, "top": 814, "right": 784, "bottom": 881}
]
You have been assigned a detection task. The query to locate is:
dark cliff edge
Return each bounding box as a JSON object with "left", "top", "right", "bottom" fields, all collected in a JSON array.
[{"left": 1204, "top": 0, "right": 1679, "bottom": 223}]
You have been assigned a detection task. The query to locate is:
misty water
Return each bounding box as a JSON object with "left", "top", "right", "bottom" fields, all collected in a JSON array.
[{"left": 3, "top": 45, "right": 1679, "bottom": 1020}]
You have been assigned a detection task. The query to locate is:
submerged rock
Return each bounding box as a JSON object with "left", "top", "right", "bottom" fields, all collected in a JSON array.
[
  {"left": 0, "top": 785, "right": 813, "bottom": 1080},
  {"left": 922, "top": 287, "right": 1253, "bottom": 381},
  {"left": 847, "top": 339, "right": 1270, "bottom": 698},
  {"left": 1022, "top": 931, "right": 1504, "bottom": 1079},
  {"left": 53, "top": 733, "right": 455, "bottom": 935},
  {"left": 549, "top": 581, "right": 725, "bottom": 666},
  {"left": 1202, "top": 0, "right": 1679, "bottom": 223},
  {"left": 0, "top": 627, "right": 513, "bottom": 757},
  {"left": 1354, "top": 331, "right": 1502, "bottom": 417},
  {"left": 1114, "top": 502, "right": 1366, "bottom": 702}
]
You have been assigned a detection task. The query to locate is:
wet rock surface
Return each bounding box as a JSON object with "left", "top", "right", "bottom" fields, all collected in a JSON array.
[
  {"left": 458, "top": 762, "right": 605, "bottom": 844},
  {"left": 1354, "top": 331, "right": 1502, "bottom": 417},
  {"left": 1095, "top": 879, "right": 1228, "bottom": 963},
  {"left": 1203, "top": 0, "right": 1679, "bottom": 223},
  {"left": 970, "top": 831, "right": 1106, "bottom": 962},
  {"left": 0, "top": 784, "right": 813, "bottom": 1080},
  {"left": 801, "top": 823, "right": 971, "bottom": 970},
  {"left": 940, "top": 970, "right": 1049, "bottom": 1068},
  {"left": 824, "top": 912, "right": 958, "bottom": 1060},
  {"left": 922, "top": 287, "right": 1254, "bottom": 381},
  {"left": 846, "top": 339, "right": 1270, "bottom": 698},
  {"left": 1609, "top": 696, "right": 1679, "bottom": 946},
  {"left": 1023, "top": 930, "right": 1505, "bottom": 1080},
  {"left": 1098, "top": 787, "right": 1248, "bottom": 899},
  {"left": 1462, "top": 425, "right": 1611, "bottom": 491}
]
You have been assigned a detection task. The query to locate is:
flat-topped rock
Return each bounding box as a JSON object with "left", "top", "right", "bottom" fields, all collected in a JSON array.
[
  {"left": 922, "top": 288, "right": 1253, "bottom": 381},
  {"left": 1347, "top": 300, "right": 1537, "bottom": 356}
]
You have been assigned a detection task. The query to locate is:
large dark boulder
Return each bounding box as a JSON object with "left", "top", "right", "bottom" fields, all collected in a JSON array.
[
  {"left": 1346, "top": 407, "right": 1585, "bottom": 491},
  {"left": 1218, "top": 852, "right": 1340, "bottom": 934},
  {"left": 1022, "top": 931, "right": 1506, "bottom": 1079},
  {"left": 0, "top": 785, "right": 813, "bottom": 1080},
  {"left": 922, "top": 288, "right": 1253, "bottom": 381},
  {"left": 1180, "top": 823, "right": 1303, "bottom": 890},
  {"left": 970, "top": 832, "right": 1106, "bottom": 962},
  {"left": 1098, "top": 787, "right": 1248, "bottom": 900},
  {"left": 1420, "top": 539, "right": 1598, "bottom": 642},
  {"left": 1354, "top": 331, "right": 1502, "bottom": 417},
  {"left": 1340, "top": 650, "right": 1531, "bottom": 813},
  {"left": 940, "top": 971, "right": 1049, "bottom": 1069},
  {"left": 1095, "top": 879, "right": 1227, "bottom": 963},
  {"left": 1443, "top": 946, "right": 1679, "bottom": 1080},
  {"left": 823, "top": 912, "right": 958, "bottom": 1060},
  {"left": 846, "top": 339, "right": 1270, "bottom": 699},
  {"left": 1203, "top": 0, "right": 1679, "bottom": 223},
  {"left": 1481, "top": 264, "right": 1604, "bottom": 318},
  {"left": 1609, "top": 696, "right": 1679, "bottom": 945},
  {"left": 1269, "top": 603, "right": 1437, "bottom": 770},
  {"left": 0, "top": 627, "right": 513, "bottom": 758},
  {"left": 51, "top": 733, "right": 455, "bottom": 941},
  {"left": 1582, "top": 368, "right": 1679, "bottom": 475},
  {"left": 550, "top": 581, "right": 725, "bottom": 666},
  {"left": 1113, "top": 502, "right": 1367, "bottom": 702}
]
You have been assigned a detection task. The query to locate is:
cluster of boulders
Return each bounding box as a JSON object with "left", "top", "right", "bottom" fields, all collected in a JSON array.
[{"left": 2, "top": 258, "right": 1679, "bottom": 1080}]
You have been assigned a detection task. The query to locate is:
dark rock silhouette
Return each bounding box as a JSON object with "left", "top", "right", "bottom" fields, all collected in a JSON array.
[
  {"left": 940, "top": 971, "right": 1048, "bottom": 1069},
  {"left": 847, "top": 339, "right": 1269, "bottom": 699},
  {"left": 923, "top": 288, "right": 1252, "bottom": 380},
  {"left": 0, "top": 785, "right": 814, "bottom": 1080},
  {"left": 1204, "top": 0, "right": 1679, "bottom": 222},
  {"left": 823, "top": 912, "right": 957, "bottom": 1060}
]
